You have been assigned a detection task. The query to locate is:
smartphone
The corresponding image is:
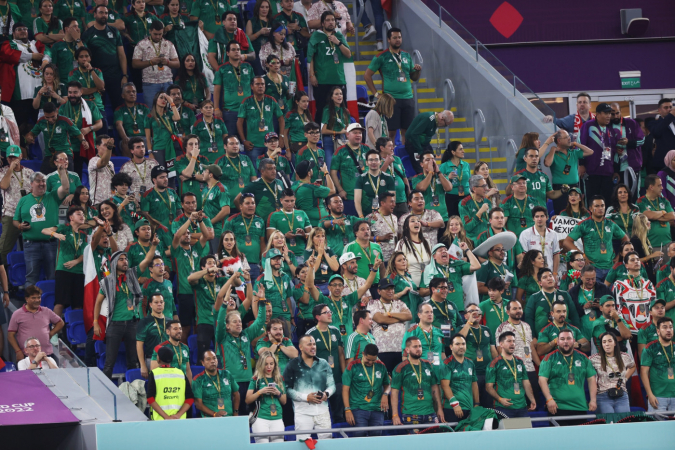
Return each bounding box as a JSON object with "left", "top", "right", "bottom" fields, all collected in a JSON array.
[
  {"left": 316, "top": 391, "right": 324, "bottom": 398},
  {"left": 317, "top": 157, "right": 324, "bottom": 167}
]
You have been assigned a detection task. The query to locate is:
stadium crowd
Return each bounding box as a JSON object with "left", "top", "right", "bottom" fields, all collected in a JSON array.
[{"left": 0, "top": 0, "right": 674, "bottom": 442}]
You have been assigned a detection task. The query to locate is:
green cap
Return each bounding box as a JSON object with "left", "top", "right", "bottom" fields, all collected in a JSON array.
[
  {"left": 6, "top": 145, "right": 20, "bottom": 158},
  {"left": 650, "top": 298, "right": 667, "bottom": 309},
  {"left": 431, "top": 243, "right": 447, "bottom": 256},
  {"left": 267, "top": 248, "right": 282, "bottom": 259},
  {"left": 134, "top": 218, "right": 150, "bottom": 232},
  {"left": 328, "top": 274, "right": 344, "bottom": 285},
  {"left": 599, "top": 295, "right": 615, "bottom": 306},
  {"left": 511, "top": 174, "right": 527, "bottom": 183},
  {"left": 568, "top": 186, "right": 582, "bottom": 195}
]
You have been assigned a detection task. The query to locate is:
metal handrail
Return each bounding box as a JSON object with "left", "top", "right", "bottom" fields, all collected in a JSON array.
[
  {"left": 382, "top": 20, "right": 392, "bottom": 42},
  {"left": 473, "top": 109, "right": 486, "bottom": 151},
  {"left": 250, "top": 410, "right": 675, "bottom": 438},
  {"left": 352, "top": 0, "right": 365, "bottom": 55},
  {"left": 443, "top": 79, "right": 455, "bottom": 149},
  {"left": 411, "top": 49, "right": 423, "bottom": 107}
]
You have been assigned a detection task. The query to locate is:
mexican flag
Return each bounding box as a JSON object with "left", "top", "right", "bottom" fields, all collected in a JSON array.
[{"left": 83, "top": 245, "right": 108, "bottom": 341}]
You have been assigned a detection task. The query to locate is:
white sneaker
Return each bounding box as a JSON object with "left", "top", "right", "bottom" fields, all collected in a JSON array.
[
  {"left": 363, "top": 25, "right": 376, "bottom": 40},
  {"left": 376, "top": 41, "right": 383, "bottom": 51}
]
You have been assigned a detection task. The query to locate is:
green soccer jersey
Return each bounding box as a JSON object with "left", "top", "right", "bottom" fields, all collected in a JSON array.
[
  {"left": 238, "top": 95, "right": 283, "bottom": 148},
  {"left": 216, "top": 153, "right": 256, "bottom": 201},
  {"left": 136, "top": 314, "right": 170, "bottom": 356},
  {"left": 248, "top": 377, "right": 285, "bottom": 420},
  {"left": 256, "top": 336, "right": 294, "bottom": 374},
  {"left": 215, "top": 302, "right": 267, "bottom": 382},
  {"left": 172, "top": 241, "right": 205, "bottom": 294},
  {"left": 390, "top": 273, "right": 420, "bottom": 314},
  {"left": 539, "top": 350, "right": 596, "bottom": 411},
  {"left": 463, "top": 325, "right": 495, "bottom": 375},
  {"left": 222, "top": 213, "right": 265, "bottom": 264},
  {"left": 420, "top": 260, "right": 471, "bottom": 312},
  {"left": 656, "top": 277, "right": 675, "bottom": 321},
  {"left": 33, "top": 84, "right": 61, "bottom": 110},
  {"left": 191, "top": 118, "right": 228, "bottom": 164},
  {"left": 637, "top": 195, "right": 674, "bottom": 248},
  {"left": 126, "top": 240, "right": 168, "bottom": 279},
  {"left": 111, "top": 194, "right": 139, "bottom": 231},
  {"left": 343, "top": 241, "right": 382, "bottom": 284},
  {"left": 330, "top": 143, "right": 369, "bottom": 201},
  {"left": 392, "top": 359, "right": 438, "bottom": 415},
  {"left": 92, "top": 246, "right": 113, "bottom": 280},
  {"left": 590, "top": 316, "right": 630, "bottom": 349},
  {"left": 82, "top": 24, "right": 124, "bottom": 74},
  {"left": 292, "top": 181, "right": 331, "bottom": 227},
  {"left": 113, "top": 103, "right": 151, "bottom": 140},
  {"left": 263, "top": 73, "right": 290, "bottom": 112},
  {"left": 524, "top": 290, "right": 580, "bottom": 341},
  {"left": 272, "top": 10, "right": 307, "bottom": 52},
  {"left": 45, "top": 171, "right": 81, "bottom": 195},
  {"left": 85, "top": 7, "right": 123, "bottom": 26},
  {"left": 55, "top": 0, "right": 86, "bottom": 30},
  {"left": 190, "top": 0, "right": 231, "bottom": 34},
  {"left": 538, "top": 322, "right": 584, "bottom": 351},
  {"left": 638, "top": 323, "right": 658, "bottom": 345},
  {"left": 213, "top": 62, "right": 254, "bottom": 111},
  {"left": 175, "top": 73, "right": 207, "bottom": 108},
  {"left": 458, "top": 194, "right": 492, "bottom": 241},
  {"left": 502, "top": 194, "right": 537, "bottom": 238},
  {"left": 410, "top": 173, "right": 450, "bottom": 222},
  {"left": 33, "top": 17, "right": 63, "bottom": 47},
  {"left": 13, "top": 190, "right": 63, "bottom": 241},
  {"left": 192, "top": 369, "right": 239, "bottom": 416},
  {"left": 518, "top": 275, "right": 540, "bottom": 301},
  {"left": 476, "top": 260, "right": 516, "bottom": 303},
  {"left": 550, "top": 148, "right": 584, "bottom": 185},
  {"left": 123, "top": 11, "right": 159, "bottom": 44},
  {"left": 642, "top": 340, "right": 675, "bottom": 399},
  {"left": 512, "top": 169, "right": 552, "bottom": 208},
  {"left": 201, "top": 181, "right": 230, "bottom": 236},
  {"left": 354, "top": 172, "right": 395, "bottom": 217},
  {"left": 402, "top": 324, "right": 444, "bottom": 367},
  {"left": 567, "top": 218, "right": 625, "bottom": 270},
  {"left": 30, "top": 116, "right": 82, "bottom": 158},
  {"left": 141, "top": 187, "right": 180, "bottom": 230},
  {"left": 146, "top": 110, "right": 180, "bottom": 159},
  {"left": 345, "top": 331, "right": 376, "bottom": 360},
  {"left": 170, "top": 214, "right": 214, "bottom": 246},
  {"left": 253, "top": 272, "right": 293, "bottom": 320},
  {"left": 307, "top": 324, "right": 343, "bottom": 383},
  {"left": 316, "top": 292, "right": 362, "bottom": 345},
  {"left": 342, "top": 359, "right": 391, "bottom": 412},
  {"left": 406, "top": 112, "right": 437, "bottom": 154},
  {"left": 302, "top": 247, "right": 336, "bottom": 285},
  {"left": 439, "top": 159, "right": 471, "bottom": 197},
  {"left": 142, "top": 278, "right": 176, "bottom": 318},
  {"left": 322, "top": 214, "right": 358, "bottom": 257},
  {"left": 68, "top": 67, "right": 105, "bottom": 113},
  {"left": 441, "top": 355, "right": 477, "bottom": 410},
  {"left": 485, "top": 356, "right": 528, "bottom": 410},
  {"left": 307, "top": 30, "right": 350, "bottom": 85},
  {"left": 58, "top": 99, "right": 103, "bottom": 137},
  {"left": 240, "top": 177, "right": 283, "bottom": 224},
  {"left": 50, "top": 40, "right": 79, "bottom": 87},
  {"left": 321, "top": 106, "right": 350, "bottom": 134},
  {"left": 367, "top": 49, "right": 415, "bottom": 99},
  {"left": 293, "top": 282, "right": 315, "bottom": 320},
  {"left": 605, "top": 264, "right": 648, "bottom": 286},
  {"left": 605, "top": 205, "right": 639, "bottom": 237},
  {"left": 55, "top": 224, "right": 86, "bottom": 274},
  {"left": 294, "top": 147, "right": 326, "bottom": 183},
  {"left": 267, "top": 209, "right": 311, "bottom": 256},
  {"left": 256, "top": 154, "right": 291, "bottom": 175},
  {"left": 193, "top": 277, "right": 225, "bottom": 325},
  {"left": 285, "top": 111, "right": 310, "bottom": 147},
  {"left": 423, "top": 299, "right": 459, "bottom": 341},
  {"left": 381, "top": 156, "right": 407, "bottom": 203},
  {"left": 106, "top": 282, "right": 135, "bottom": 321},
  {"left": 479, "top": 299, "right": 508, "bottom": 336},
  {"left": 151, "top": 340, "right": 190, "bottom": 375}
]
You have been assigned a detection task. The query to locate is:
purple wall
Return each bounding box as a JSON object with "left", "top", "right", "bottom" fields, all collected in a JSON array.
[
  {"left": 490, "top": 40, "right": 675, "bottom": 92},
  {"left": 437, "top": 0, "right": 675, "bottom": 43}
]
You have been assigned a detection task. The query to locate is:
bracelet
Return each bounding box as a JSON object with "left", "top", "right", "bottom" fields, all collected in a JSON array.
[
  {"left": 213, "top": 412, "right": 217, "bottom": 417},
  {"left": 392, "top": 414, "right": 399, "bottom": 418},
  {"left": 50, "top": 231, "right": 55, "bottom": 236},
  {"left": 344, "top": 407, "right": 351, "bottom": 411},
  {"left": 191, "top": 156, "right": 198, "bottom": 160},
  {"left": 546, "top": 398, "right": 555, "bottom": 404}
]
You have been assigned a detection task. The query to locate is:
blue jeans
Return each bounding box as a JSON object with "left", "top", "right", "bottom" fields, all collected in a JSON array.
[
  {"left": 321, "top": 136, "right": 336, "bottom": 171},
  {"left": 343, "top": 199, "right": 358, "bottom": 216},
  {"left": 596, "top": 391, "right": 630, "bottom": 414},
  {"left": 356, "top": 0, "right": 385, "bottom": 40},
  {"left": 142, "top": 82, "right": 172, "bottom": 105},
  {"left": 495, "top": 407, "right": 529, "bottom": 418},
  {"left": 648, "top": 396, "right": 675, "bottom": 412},
  {"left": 351, "top": 409, "right": 384, "bottom": 437},
  {"left": 24, "top": 239, "right": 57, "bottom": 288},
  {"left": 595, "top": 268, "right": 610, "bottom": 283},
  {"left": 248, "top": 263, "right": 261, "bottom": 283},
  {"left": 223, "top": 110, "right": 239, "bottom": 140}
]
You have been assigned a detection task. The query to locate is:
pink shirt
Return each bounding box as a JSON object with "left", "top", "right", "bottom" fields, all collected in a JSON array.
[{"left": 8, "top": 305, "right": 62, "bottom": 356}]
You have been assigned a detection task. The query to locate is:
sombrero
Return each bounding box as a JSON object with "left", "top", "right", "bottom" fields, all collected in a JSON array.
[{"left": 472, "top": 232, "right": 517, "bottom": 258}]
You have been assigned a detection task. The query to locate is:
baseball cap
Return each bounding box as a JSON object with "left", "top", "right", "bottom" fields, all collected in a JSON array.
[
  {"left": 346, "top": 123, "right": 366, "bottom": 133},
  {"left": 6, "top": 145, "right": 21, "bottom": 158},
  {"left": 267, "top": 248, "right": 282, "bottom": 259},
  {"left": 650, "top": 298, "right": 667, "bottom": 309},
  {"left": 134, "top": 218, "right": 150, "bottom": 232},
  {"left": 265, "top": 132, "right": 279, "bottom": 143},
  {"left": 203, "top": 164, "right": 222, "bottom": 179},
  {"left": 431, "top": 243, "right": 447, "bottom": 256},
  {"left": 328, "top": 274, "right": 345, "bottom": 284},
  {"left": 598, "top": 295, "right": 615, "bottom": 306},
  {"left": 378, "top": 278, "right": 394, "bottom": 289},
  {"left": 511, "top": 174, "right": 527, "bottom": 183},
  {"left": 295, "top": 160, "right": 315, "bottom": 179},
  {"left": 338, "top": 251, "right": 361, "bottom": 266},
  {"left": 568, "top": 186, "right": 582, "bottom": 195},
  {"left": 151, "top": 165, "right": 168, "bottom": 179},
  {"left": 595, "top": 103, "right": 612, "bottom": 113}
]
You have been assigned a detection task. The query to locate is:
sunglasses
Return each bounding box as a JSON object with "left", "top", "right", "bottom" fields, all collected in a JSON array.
[{"left": 241, "top": 193, "right": 255, "bottom": 199}]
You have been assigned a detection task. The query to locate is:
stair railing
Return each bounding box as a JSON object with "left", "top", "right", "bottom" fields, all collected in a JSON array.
[
  {"left": 412, "top": 49, "right": 423, "bottom": 106},
  {"left": 473, "top": 109, "right": 486, "bottom": 159},
  {"left": 352, "top": 0, "right": 366, "bottom": 55},
  {"left": 443, "top": 78, "right": 455, "bottom": 149}
]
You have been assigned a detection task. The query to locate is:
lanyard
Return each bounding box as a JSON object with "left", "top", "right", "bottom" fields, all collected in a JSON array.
[
  {"left": 271, "top": 275, "right": 285, "bottom": 298},
  {"left": 491, "top": 301, "right": 505, "bottom": 323},
  {"left": 368, "top": 172, "right": 382, "bottom": 197},
  {"left": 206, "top": 371, "right": 222, "bottom": 395},
  {"left": 430, "top": 299, "right": 449, "bottom": 320},
  {"left": 468, "top": 326, "right": 482, "bottom": 345},
  {"left": 253, "top": 96, "right": 265, "bottom": 120},
  {"left": 153, "top": 316, "right": 166, "bottom": 338},
  {"left": 150, "top": 38, "right": 163, "bottom": 58},
  {"left": 261, "top": 178, "right": 278, "bottom": 203},
  {"left": 660, "top": 342, "right": 674, "bottom": 366},
  {"left": 154, "top": 187, "right": 172, "bottom": 210},
  {"left": 490, "top": 261, "right": 505, "bottom": 277},
  {"left": 133, "top": 160, "right": 148, "bottom": 181},
  {"left": 541, "top": 289, "right": 556, "bottom": 309},
  {"left": 510, "top": 320, "right": 528, "bottom": 345},
  {"left": 344, "top": 277, "right": 358, "bottom": 294},
  {"left": 410, "top": 360, "right": 423, "bottom": 388},
  {"left": 361, "top": 360, "right": 375, "bottom": 388},
  {"left": 204, "top": 118, "right": 216, "bottom": 141},
  {"left": 562, "top": 354, "right": 574, "bottom": 374},
  {"left": 72, "top": 229, "right": 82, "bottom": 252},
  {"left": 503, "top": 357, "right": 518, "bottom": 381},
  {"left": 241, "top": 215, "right": 254, "bottom": 235},
  {"left": 282, "top": 210, "right": 295, "bottom": 230},
  {"left": 593, "top": 219, "right": 605, "bottom": 240},
  {"left": 317, "top": 327, "right": 332, "bottom": 352},
  {"left": 226, "top": 154, "right": 243, "bottom": 175},
  {"left": 12, "top": 169, "right": 24, "bottom": 188},
  {"left": 127, "top": 105, "right": 139, "bottom": 124},
  {"left": 329, "top": 295, "right": 344, "bottom": 324},
  {"left": 206, "top": 279, "right": 217, "bottom": 300},
  {"left": 78, "top": 67, "right": 92, "bottom": 88},
  {"left": 358, "top": 243, "right": 373, "bottom": 263},
  {"left": 420, "top": 326, "right": 434, "bottom": 348}
]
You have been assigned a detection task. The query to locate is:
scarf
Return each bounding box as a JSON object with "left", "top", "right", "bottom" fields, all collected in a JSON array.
[
  {"left": 99, "top": 251, "right": 143, "bottom": 324},
  {"left": 13, "top": 39, "right": 43, "bottom": 100},
  {"left": 574, "top": 112, "right": 595, "bottom": 135},
  {"left": 79, "top": 100, "right": 96, "bottom": 159}
]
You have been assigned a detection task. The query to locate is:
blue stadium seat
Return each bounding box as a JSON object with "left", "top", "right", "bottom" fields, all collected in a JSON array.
[
  {"left": 40, "top": 291, "right": 55, "bottom": 311},
  {"left": 64, "top": 308, "right": 83, "bottom": 324},
  {"left": 0, "top": 362, "right": 17, "bottom": 372},
  {"left": 36, "top": 280, "right": 55, "bottom": 293},
  {"left": 191, "top": 365, "right": 205, "bottom": 378},
  {"left": 7, "top": 251, "right": 24, "bottom": 266},
  {"left": 125, "top": 368, "right": 144, "bottom": 383},
  {"left": 136, "top": 92, "right": 144, "bottom": 105},
  {"left": 8, "top": 263, "right": 26, "bottom": 289},
  {"left": 110, "top": 156, "right": 130, "bottom": 173},
  {"left": 395, "top": 129, "right": 402, "bottom": 147},
  {"left": 95, "top": 341, "right": 107, "bottom": 370},
  {"left": 67, "top": 321, "right": 87, "bottom": 346},
  {"left": 188, "top": 335, "right": 198, "bottom": 365},
  {"left": 23, "top": 157, "right": 42, "bottom": 172},
  {"left": 528, "top": 410, "right": 550, "bottom": 428},
  {"left": 81, "top": 166, "right": 89, "bottom": 189}
]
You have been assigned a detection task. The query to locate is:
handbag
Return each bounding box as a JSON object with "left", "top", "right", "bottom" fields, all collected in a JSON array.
[
  {"left": 608, "top": 378, "right": 624, "bottom": 399},
  {"left": 248, "top": 379, "right": 261, "bottom": 426}
]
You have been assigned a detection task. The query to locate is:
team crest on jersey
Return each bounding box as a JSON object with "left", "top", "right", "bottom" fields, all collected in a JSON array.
[
  {"left": 107, "top": 32, "right": 113, "bottom": 38},
  {"left": 468, "top": 368, "right": 472, "bottom": 375},
  {"left": 540, "top": 176, "right": 545, "bottom": 182},
  {"left": 575, "top": 360, "right": 581, "bottom": 367},
  {"left": 183, "top": 350, "right": 188, "bottom": 357},
  {"left": 484, "top": 331, "right": 489, "bottom": 337},
  {"left": 425, "top": 369, "right": 431, "bottom": 376}
]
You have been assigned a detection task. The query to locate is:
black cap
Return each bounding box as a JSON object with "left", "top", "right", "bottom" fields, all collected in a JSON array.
[
  {"left": 296, "top": 160, "right": 315, "bottom": 179},
  {"left": 151, "top": 165, "right": 169, "bottom": 179},
  {"left": 378, "top": 278, "right": 394, "bottom": 289},
  {"left": 595, "top": 103, "right": 612, "bottom": 113}
]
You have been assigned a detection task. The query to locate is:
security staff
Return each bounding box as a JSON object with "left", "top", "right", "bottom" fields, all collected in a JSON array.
[{"left": 148, "top": 347, "right": 194, "bottom": 420}]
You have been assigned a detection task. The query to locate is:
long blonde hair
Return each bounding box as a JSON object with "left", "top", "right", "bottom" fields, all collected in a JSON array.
[
  {"left": 442, "top": 215, "right": 472, "bottom": 249},
  {"left": 375, "top": 93, "right": 395, "bottom": 119},
  {"left": 253, "top": 350, "right": 285, "bottom": 391},
  {"left": 305, "top": 227, "right": 326, "bottom": 251},
  {"left": 265, "top": 230, "right": 287, "bottom": 253},
  {"left": 631, "top": 213, "right": 652, "bottom": 254}
]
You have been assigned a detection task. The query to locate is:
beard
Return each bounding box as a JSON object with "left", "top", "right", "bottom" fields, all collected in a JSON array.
[{"left": 611, "top": 118, "right": 621, "bottom": 125}]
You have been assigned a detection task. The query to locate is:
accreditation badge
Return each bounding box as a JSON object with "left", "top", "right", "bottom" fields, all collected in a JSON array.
[
  {"left": 245, "top": 234, "right": 253, "bottom": 246},
  {"left": 599, "top": 241, "right": 607, "bottom": 254},
  {"left": 217, "top": 398, "right": 225, "bottom": 410},
  {"left": 513, "top": 383, "right": 521, "bottom": 395},
  {"left": 568, "top": 373, "right": 575, "bottom": 385}
]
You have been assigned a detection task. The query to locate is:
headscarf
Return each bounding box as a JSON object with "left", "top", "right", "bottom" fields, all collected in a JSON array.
[
  {"left": 100, "top": 251, "right": 143, "bottom": 320},
  {"left": 663, "top": 150, "right": 675, "bottom": 172}
]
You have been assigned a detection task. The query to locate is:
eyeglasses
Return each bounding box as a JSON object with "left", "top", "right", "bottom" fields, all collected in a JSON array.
[
  {"left": 153, "top": 263, "right": 165, "bottom": 267},
  {"left": 241, "top": 193, "right": 255, "bottom": 199},
  {"left": 467, "top": 310, "right": 482, "bottom": 315},
  {"left": 476, "top": 184, "right": 487, "bottom": 189},
  {"left": 492, "top": 248, "right": 505, "bottom": 253},
  {"left": 26, "top": 344, "right": 41, "bottom": 349},
  {"left": 320, "top": 311, "right": 332, "bottom": 315}
]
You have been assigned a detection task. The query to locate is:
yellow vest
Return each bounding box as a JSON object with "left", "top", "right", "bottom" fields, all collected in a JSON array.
[{"left": 152, "top": 366, "right": 186, "bottom": 420}]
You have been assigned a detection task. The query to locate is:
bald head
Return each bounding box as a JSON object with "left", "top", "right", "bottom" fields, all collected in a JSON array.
[{"left": 437, "top": 110, "right": 455, "bottom": 127}]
